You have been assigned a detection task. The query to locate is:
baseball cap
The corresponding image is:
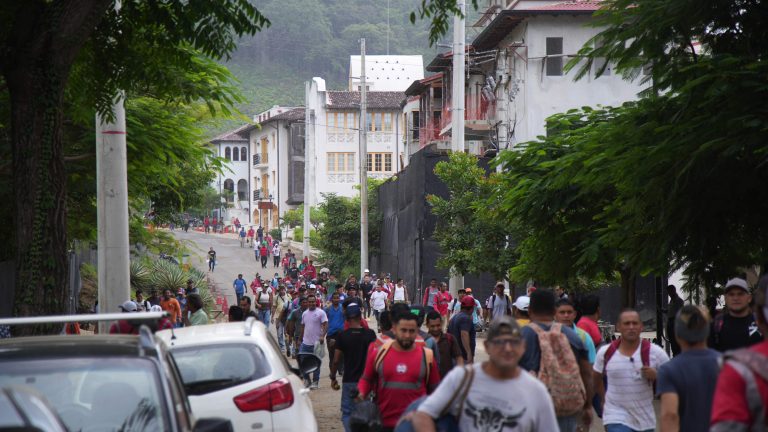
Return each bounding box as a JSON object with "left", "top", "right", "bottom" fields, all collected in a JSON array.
[
  {"left": 345, "top": 304, "right": 362, "bottom": 319},
  {"left": 725, "top": 278, "right": 749, "bottom": 293},
  {"left": 460, "top": 296, "right": 476, "bottom": 308},
  {"left": 486, "top": 315, "right": 522, "bottom": 340},
  {"left": 119, "top": 301, "right": 138, "bottom": 312},
  {"left": 364, "top": 269, "right": 370, "bottom": 273},
  {"left": 513, "top": 296, "right": 530, "bottom": 312},
  {"left": 309, "top": 284, "right": 317, "bottom": 289},
  {"left": 149, "top": 305, "right": 163, "bottom": 313}
]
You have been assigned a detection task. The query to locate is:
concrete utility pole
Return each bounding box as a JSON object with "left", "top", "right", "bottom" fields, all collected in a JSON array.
[
  {"left": 449, "top": 1, "right": 466, "bottom": 297},
  {"left": 303, "top": 81, "right": 312, "bottom": 259},
  {"left": 359, "top": 38, "right": 369, "bottom": 278}
]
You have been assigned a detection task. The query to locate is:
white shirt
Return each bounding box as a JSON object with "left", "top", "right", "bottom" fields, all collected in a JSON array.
[
  {"left": 418, "top": 364, "right": 558, "bottom": 432},
  {"left": 594, "top": 342, "right": 670, "bottom": 430},
  {"left": 371, "top": 291, "right": 388, "bottom": 311},
  {"left": 272, "top": 245, "right": 280, "bottom": 256},
  {"left": 393, "top": 285, "right": 406, "bottom": 301},
  {"left": 255, "top": 287, "right": 273, "bottom": 304}
]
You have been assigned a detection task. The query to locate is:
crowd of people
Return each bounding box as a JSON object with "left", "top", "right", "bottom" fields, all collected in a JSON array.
[{"left": 230, "top": 264, "right": 768, "bottom": 432}]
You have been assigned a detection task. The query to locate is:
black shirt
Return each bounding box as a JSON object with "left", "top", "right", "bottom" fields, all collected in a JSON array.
[
  {"left": 360, "top": 281, "right": 374, "bottom": 298},
  {"left": 335, "top": 327, "right": 376, "bottom": 383},
  {"left": 288, "top": 268, "right": 299, "bottom": 280},
  {"left": 709, "top": 313, "right": 763, "bottom": 352},
  {"left": 447, "top": 311, "right": 476, "bottom": 360},
  {"left": 207, "top": 250, "right": 216, "bottom": 261},
  {"left": 345, "top": 282, "right": 360, "bottom": 293}
]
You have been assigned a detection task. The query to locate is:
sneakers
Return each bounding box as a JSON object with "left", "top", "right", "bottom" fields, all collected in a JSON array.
[
  {"left": 310, "top": 381, "right": 319, "bottom": 390},
  {"left": 304, "top": 378, "right": 311, "bottom": 388}
]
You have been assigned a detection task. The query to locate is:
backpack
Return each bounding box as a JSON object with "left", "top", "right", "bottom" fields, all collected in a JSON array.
[
  {"left": 712, "top": 312, "right": 759, "bottom": 348},
  {"left": 602, "top": 338, "right": 656, "bottom": 394},
  {"left": 490, "top": 294, "right": 513, "bottom": 316},
  {"left": 530, "top": 323, "right": 586, "bottom": 417},
  {"left": 394, "top": 365, "right": 475, "bottom": 432},
  {"left": 722, "top": 348, "right": 768, "bottom": 429},
  {"left": 374, "top": 339, "right": 434, "bottom": 392}
]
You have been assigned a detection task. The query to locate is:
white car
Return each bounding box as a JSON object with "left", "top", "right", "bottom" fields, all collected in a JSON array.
[{"left": 157, "top": 318, "right": 318, "bottom": 432}]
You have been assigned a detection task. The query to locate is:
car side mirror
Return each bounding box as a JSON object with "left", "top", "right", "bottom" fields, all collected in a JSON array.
[
  {"left": 296, "top": 353, "right": 321, "bottom": 376},
  {"left": 193, "top": 418, "right": 233, "bottom": 432}
]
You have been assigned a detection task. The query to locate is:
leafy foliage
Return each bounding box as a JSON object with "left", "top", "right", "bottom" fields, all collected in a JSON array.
[{"left": 281, "top": 205, "right": 326, "bottom": 230}]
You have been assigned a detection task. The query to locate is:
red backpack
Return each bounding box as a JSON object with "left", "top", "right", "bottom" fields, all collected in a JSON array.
[{"left": 602, "top": 338, "right": 654, "bottom": 392}]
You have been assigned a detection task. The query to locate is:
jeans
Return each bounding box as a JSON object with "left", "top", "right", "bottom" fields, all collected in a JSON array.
[
  {"left": 236, "top": 291, "right": 243, "bottom": 305},
  {"left": 557, "top": 415, "right": 577, "bottom": 432},
  {"left": 373, "top": 309, "right": 384, "bottom": 327},
  {"left": 208, "top": 259, "right": 215, "bottom": 271},
  {"left": 341, "top": 382, "right": 357, "bottom": 432},
  {"left": 300, "top": 343, "right": 320, "bottom": 383},
  {"left": 276, "top": 321, "right": 286, "bottom": 352},
  {"left": 261, "top": 256, "right": 268, "bottom": 268},
  {"left": 274, "top": 256, "right": 279, "bottom": 267},
  {"left": 258, "top": 309, "right": 270, "bottom": 328},
  {"left": 605, "top": 425, "right": 654, "bottom": 432}
]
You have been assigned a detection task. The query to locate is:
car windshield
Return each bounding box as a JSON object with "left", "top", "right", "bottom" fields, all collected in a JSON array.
[
  {"left": 0, "top": 357, "right": 169, "bottom": 432},
  {"left": 172, "top": 343, "right": 271, "bottom": 395}
]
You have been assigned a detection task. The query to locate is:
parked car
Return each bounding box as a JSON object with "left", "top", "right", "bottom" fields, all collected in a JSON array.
[
  {"left": 0, "top": 386, "right": 68, "bottom": 432},
  {"left": 0, "top": 314, "right": 232, "bottom": 432},
  {"left": 156, "top": 317, "right": 319, "bottom": 432}
]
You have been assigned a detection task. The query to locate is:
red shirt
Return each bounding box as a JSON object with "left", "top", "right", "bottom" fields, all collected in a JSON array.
[
  {"left": 711, "top": 341, "right": 768, "bottom": 428},
  {"left": 433, "top": 291, "right": 452, "bottom": 316},
  {"left": 576, "top": 315, "right": 603, "bottom": 346},
  {"left": 358, "top": 345, "right": 440, "bottom": 427},
  {"left": 247, "top": 229, "right": 254, "bottom": 238}
]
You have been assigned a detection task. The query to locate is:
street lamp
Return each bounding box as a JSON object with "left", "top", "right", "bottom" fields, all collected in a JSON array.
[{"left": 268, "top": 193, "right": 274, "bottom": 232}]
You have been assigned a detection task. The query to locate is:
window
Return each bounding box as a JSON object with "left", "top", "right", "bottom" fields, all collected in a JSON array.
[
  {"left": 327, "top": 152, "right": 355, "bottom": 173},
  {"left": 223, "top": 179, "right": 234, "bottom": 202},
  {"left": 383, "top": 113, "right": 392, "bottom": 132},
  {"left": 224, "top": 146, "right": 231, "bottom": 160},
  {"left": 546, "top": 37, "right": 563, "bottom": 76},
  {"left": 367, "top": 152, "right": 392, "bottom": 172},
  {"left": 232, "top": 146, "right": 239, "bottom": 161},
  {"left": 366, "top": 112, "right": 392, "bottom": 132},
  {"left": 172, "top": 344, "right": 271, "bottom": 395},
  {"left": 241, "top": 147, "right": 247, "bottom": 161},
  {"left": 237, "top": 179, "right": 248, "bottom": 201}
]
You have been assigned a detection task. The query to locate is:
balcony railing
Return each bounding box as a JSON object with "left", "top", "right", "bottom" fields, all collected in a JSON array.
[
  {"left": 253, "top": 190, "right": 261, "bottom": 201},
  {"left": 253, "top": 153, "right": 268, "bottom": 167},
  {"left": 252, "top": 154, "right": 260, "bottom": 166}
]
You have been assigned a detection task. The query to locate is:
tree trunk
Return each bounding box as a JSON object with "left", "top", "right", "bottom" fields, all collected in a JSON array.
[
  {"left": 3, "top": 0, "right": 110, "bottom": 332},
  {"left": 619, "top": 266, "right": 636, "bottom": 308}
]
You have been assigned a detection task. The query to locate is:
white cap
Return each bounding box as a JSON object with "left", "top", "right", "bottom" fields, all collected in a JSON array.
[
  {"left": 513, "top": 296, "right": 530, "bottom": 312},
  {"left": 309, "top": 284, "right": 317, "bottom": 289},
  {"left": 364, "top": 269, "right": 370, "bottom": 273},
  {"left": 725, "top": 278, "right": 749, "bottom": 292},
  {"left": 119, "top": 301, "right": 138, "bottom": 312}
]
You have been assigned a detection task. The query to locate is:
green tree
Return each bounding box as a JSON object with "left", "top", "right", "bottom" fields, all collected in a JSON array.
[
  {"left": 281, "top": 205, "right": 326, "bottom": 230},
  {"left": 428, "top": 152, "right": 516, "bottom": 280},
  {"left": 0, "top": 0, "right": 267, "bottom": 321}
]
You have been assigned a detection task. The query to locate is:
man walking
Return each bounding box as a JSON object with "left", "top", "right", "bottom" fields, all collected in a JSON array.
[
  {"left": 272, "top": 242, "right": 281, "bottom": 267},
  {"left": 666, "top": 284, "right": 685, "bottom": 356},
  {"left": 577, "top": 294, "right": 603, "bottom": 348},
  {"left": 371, "top": 283, "right": 389, "bottom": 326},
  {"left": 239, "top": 226, "right": 246, "bottom": 247},
  {"left": 232, "top": 274, "right": 247, "bottom": 304},
  {"left": 422, "top": 278, "right": 439, "bottom": 308},
  {"left": 489, "top": 282, "right": 513, "bottom": 321},
  {"left": 657, "top": 305, "right": 720, "bottom": 432},
  {"left": 272, "top": 285, "right": 289, "bottom": 353},
  {"left": 160, "top": 289, "right": 182, "bottom": 327},
  {"left": 207, "top": 247, "right": 216, "bottom": 272},
  {"left": 360, "top": 273, "right": 374, "bottom": 319},
  {"left": 257, "top": 225, "right": 264, "bottom": 244},
  {"left": 357, "top": 311, "right": 440, "bottom": 432},
  {"left": 433, "top": 282, "right": 452, "bottom": 330},
  {"left": 594, "top": 309, "right": 669, "bottom": 432},
  {"left": 413, "top": 316, "right": 559, "bottom": 432},
  {"left": 426, "top": 310, "right": 463, "bottom": 379},
  {"left": 286, "top": 297, "right": 308, "bottom": 359},
  {"left": 709, "top": 277, "right": 763, "bottom": 352},
  {"left": 520, "top": 290, "right": 593, "bottom": 432},
  {"left": 325, "top": 292, "right": 345, "bottom": 375},
  {"left": 556, "top": 298, "right": 597, "bottom": 363},
  {"left": 448, "top": 296, "right": 477, "bottom": 364},
  {"left": 259, "top": 242, "right": 269, "bottom": 269},
  {"left": 331, "top": 304, "right": 376, "bottom": 432},
  {"left": 710, "top": 275, "right": 768, "bottom": 431},
  {"left": 299, "top": 294, "right": 328, "bottom": 389}
]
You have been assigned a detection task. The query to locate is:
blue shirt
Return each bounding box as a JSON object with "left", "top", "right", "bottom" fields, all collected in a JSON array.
[
  {"left": 233, "top": 278, "right": 247, "bottom": 294},
  {"left": 447, "top": 312, "right": 476, "bottom": 360},
  {"left": 519, "top": 322, "right": 588, "bottom": 372},
  {"left": 325, "top": 304, "right": 345, "bottom": 336},
  {"left": 656, "top": 348, "right": 721, "bottom": 432},
  {"left": 571, "top": 323, "right": 597, "bottom": 364}
]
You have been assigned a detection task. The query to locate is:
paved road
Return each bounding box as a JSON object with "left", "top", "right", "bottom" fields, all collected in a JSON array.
[{"left": 169, "top": 228, "right": 646, "bottom": 431}]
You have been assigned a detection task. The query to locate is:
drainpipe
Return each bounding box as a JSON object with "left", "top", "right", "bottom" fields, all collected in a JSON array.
[{"left": 271, "top": 122, "right": 280, "bottom": 233}]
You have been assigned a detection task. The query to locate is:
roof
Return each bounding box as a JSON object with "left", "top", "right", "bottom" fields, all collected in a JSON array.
[
  {"left": 0, "top": 335, "right": 159, "bottom": 359},
  {"left": 404, "top": 73, "right": 444, "bottom": 96},
  {"left": 241, "top": 108, "right": 306, "bottom": 134},
  {"left": 156, "top": 321, "right": 268, "bottom": 346},
  {"left": 425, "top": 47, "right": 476, "bottom": 73},
  {"left": 327, "top": 91, "right": 405, "bottom": 110},
  {"left": 210, "top": 124, "right": 250, "bottom": 143},
  {"left": 473, "top": 3, "right": 601, "bottom": 50}
]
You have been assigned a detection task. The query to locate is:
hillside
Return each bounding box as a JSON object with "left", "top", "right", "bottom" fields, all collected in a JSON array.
[{"left": 207, "top": 0, "right": 486, "bottom": 137}]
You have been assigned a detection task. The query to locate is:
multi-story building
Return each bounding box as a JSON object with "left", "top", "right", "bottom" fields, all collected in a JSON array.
[
  {"left": 305, "top": 77, "right": 407, "bottom": 206},
  {"left": 244, "top": 106, "right": 305, "bottom": 232},
  {"left": 208, "top": 125, "right": 252, "bottom": 224},
  {"left": 348, "top": 55, "right": 424, "bottom": 92}
]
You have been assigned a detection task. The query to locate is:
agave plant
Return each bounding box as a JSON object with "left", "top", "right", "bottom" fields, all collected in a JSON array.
[
  {"left": 149, "top": 259, "right": 187, "bottom": 294},
  {"left": 130, "top": 260, "right": 152, "bottom": 292}
]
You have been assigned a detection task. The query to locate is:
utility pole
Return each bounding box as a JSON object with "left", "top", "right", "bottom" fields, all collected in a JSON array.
[
  {"left": 96, "top": 1, "right": 130, "bottom": 332},
  {"left": 449, "top": 1, "right": 466, "bottom": 297},
  {"left": 303, "top": 81, "right": 312, "bottom": 259},
  {"left": 359, "top": 38, "right": 369, "bottom": 278}
]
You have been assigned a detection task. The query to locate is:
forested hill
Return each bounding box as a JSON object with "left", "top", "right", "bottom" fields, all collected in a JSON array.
[{"left": 210, "top": 0, "right": 480, "bottom": 136}]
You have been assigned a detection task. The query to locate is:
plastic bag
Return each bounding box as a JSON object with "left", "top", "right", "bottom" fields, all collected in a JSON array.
[{"left": 314, "top": 341, "right": 326, "bottom": 359}]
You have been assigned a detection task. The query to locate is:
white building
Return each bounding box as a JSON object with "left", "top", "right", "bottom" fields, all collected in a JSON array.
[
  {"left": 306, "top": 77, "right": 406, "bottom": 206},
  {"left": 208, "top": 125, "right": 252, "bottom": 224},
  {"left": 348, "top": 55, "right": 424, "bottom": 92},
  {"left": 243, "top": 106, "right": 305, "bottom": 232}
]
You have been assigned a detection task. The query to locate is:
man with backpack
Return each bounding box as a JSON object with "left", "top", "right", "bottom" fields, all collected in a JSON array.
[
  {"left": 448, "top": 296, "right": 477, "bottom": 364},
  {"left": 594, "top": 309, "right": 669, "bottom": 432},
  {"left": 426, "top": 310, "right": 464, "bottom": 378},
  {"left": 272, "top": 285, "right": 290, "bottom": 354},
  {"left": 709, "top": 277, "right": 763, "bottom": 352},
  {"left": 519, "top": 290, "right": 593, "bottom": 432},
  {"left": 357, "top": 311, "right": 440, "bottom": 432},
  {"left": 710, "top": 275, "right": 768, "bottom": 431},
  {"left": 489, "top": 282, "right": 513, "bottom": 321},
  {"left": 411, "top": 316, "right": 559, "bottom": 432}
]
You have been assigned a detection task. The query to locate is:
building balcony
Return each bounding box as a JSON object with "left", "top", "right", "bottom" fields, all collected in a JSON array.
[{"left": 252, "top": 154, "right": 269, "bottom": 169}]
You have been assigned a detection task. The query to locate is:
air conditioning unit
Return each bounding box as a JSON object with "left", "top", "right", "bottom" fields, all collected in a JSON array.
[{"left": 253, "top": 190, "right": 261, "bottom": 201}]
